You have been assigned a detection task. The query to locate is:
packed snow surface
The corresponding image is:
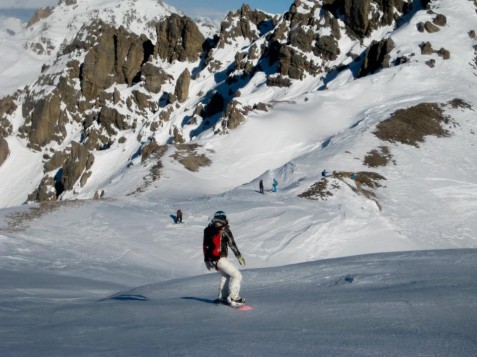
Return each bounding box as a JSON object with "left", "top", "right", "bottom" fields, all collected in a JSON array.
[{"left": 1, "top": 248, "right": 476, "bottom": 356}]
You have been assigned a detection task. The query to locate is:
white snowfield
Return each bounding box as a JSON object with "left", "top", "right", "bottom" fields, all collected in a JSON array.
[{"left": 0, "top": 0, "right": 477, "bottom": 355}]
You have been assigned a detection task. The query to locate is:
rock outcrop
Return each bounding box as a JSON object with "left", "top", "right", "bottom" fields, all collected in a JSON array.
[
  {"left": 219, "top": 4, "right": 275, "bottom": 47},
  {"left": 81, "top": 23, "right": 154, "bottom": 100},
  {"left": 0, "top": 96, "right": 16, "bottom": 137},
  {"left": 27, "top": 175, "right": 57, "bottom": 202},
  {"left": 322, "top": 0, "right": 412, "bottom": 39},
  {"left": 61, "top": 142, "right": 95, "bottom": 191},
  {"left": 0, "top": 136, "right": 9, "bottom": 167},
  {"left": 143, "top": 63, "right": 171, "bottom": 93},
  {"left": 155, "top": 14, "right": 205, "bottom": 62},
  {"left": 174, "top": 69, "right": 191, "bottom": 103},
  {"left": 359, "top": 38, "right": 395, "bottom": 77},
  {"left": 20, "top": 93, "right": 67, "bottom": 150},
  {"left": 27, "top": 7, "right": 53, "bottom": 27}
]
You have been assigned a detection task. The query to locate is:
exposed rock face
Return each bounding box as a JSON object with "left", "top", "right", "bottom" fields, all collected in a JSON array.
[
  {"left": 268, "top": 2, "right": 340, "bottom": 79},
  {"left": 174, "top": 69, "right": 191, "bottom": 103},
  {"left": 28, "top": 175, "right": 57, "bottom": 202},
  {"left": 424, "top": 21, "right": 440, "bottom": 33},
  {"left": 172, "top": 126, "right": 185, "bottom": 143},
  {"left": 433, "top": 14, "right": 447, "bottom": 27},
  {"left": 219, "top": 4, "right": 275, "bottom": 47},
  {"left": 98, "top": 107, "right": 128, "bottom": 135},
  {"left": 141, "top": 140, "right": 166, "bottom": 162},
  {"left": 425, "top": 59, "right": 436, "bottom": 68},
  {"left": 143, "top": 63, "right": 171, "bottom": 93},
  {"left": 314, "top": 34, "right": 340, "bottom": 61},
  {"left": 436, "top": 48, "right": 450, "bottom": 60},
  {"left": 266, "top": 76, "right": 292, "bottom": 87},
  {"left": 223, "top": 101, "right": 247, "bottom": 130},
  {"left": 81, "top": 23, "right": 154, "bottom": 100},
  {"left": 343, "top": 0, "right": 371, "bottom": 38},
  {"left": 359, "top": 38, "right": 395, "bottom": 77},
  {"left": 0, "top": 136, "right": 9, "bottom": 166},
  {"left": 0, "top": 96, "right": 16, "bottom": 137},
  {"left": 276, "top": 44, "right": 321, "bottom": 80},
  {"left": 155, "top": 14, "right": 204, "bottom": 62},
  {"left": 322, "top": 0, "right": 412, "bottom": 39},
  {"left": 21, "top": 93, "right": 68, "bottom": 149},
  {"left": 260, "top": 0, "right": 412, "bottom": 85},
  {"left": 0, "top": 95, "right": 17, "bottom": 120},
  {"left": 27, "top": 7, "right": 53, "bottom": 27},
  {"left": 131, "top": 90, "right": 155, "bottom": 112},
  {"left": 44, "top": 151, "right": 67, "bottom": 172},
  {"left": 420, "top": 41, "right": 434, "bottom": 55},
  {"left": 61, "top": 142, "right": 95, "bottom": 191}
]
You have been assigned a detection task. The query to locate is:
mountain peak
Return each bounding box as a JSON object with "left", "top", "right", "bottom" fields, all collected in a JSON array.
[{"left": 24, "top": 0, "right": 179, "bottom": 58}]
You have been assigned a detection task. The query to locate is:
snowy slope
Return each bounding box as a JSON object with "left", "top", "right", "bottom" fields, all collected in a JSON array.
[{"left": 1, "top": 250, "right": 476, "bottom": 356}]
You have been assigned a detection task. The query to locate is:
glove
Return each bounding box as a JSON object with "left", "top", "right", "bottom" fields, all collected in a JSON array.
[
  {"left": 238, "top": 256, "right": 246, "bottom": 266},
  {"left": 205, "top": 261, "right": 216, "bottom": 270}
]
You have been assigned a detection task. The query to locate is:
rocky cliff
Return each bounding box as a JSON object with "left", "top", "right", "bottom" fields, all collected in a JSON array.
[{"left": 0, "top": 0, "right": 459, "bottom": 205}]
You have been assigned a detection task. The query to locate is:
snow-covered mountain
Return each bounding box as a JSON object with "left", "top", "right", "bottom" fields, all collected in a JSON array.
[
  {"left": 2, "top": 0, "right": 472, "bottom": 206},
  {"left": 0, "top": 0, "right": 477, "bottom": 354},
  {"left": 1, "top": 0, "right": 475, "bottom": 247}
]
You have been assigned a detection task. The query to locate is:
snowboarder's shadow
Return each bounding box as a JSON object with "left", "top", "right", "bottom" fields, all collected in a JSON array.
[
  {"left": 101, "top": 294, "right": 149, "bottom": 301},
  {"left": 181, "top": 296, "right": 217, "bottom": 305}
]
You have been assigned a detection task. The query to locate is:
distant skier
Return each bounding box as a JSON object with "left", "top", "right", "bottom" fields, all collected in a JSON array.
[
  {"left": 203, "top": 211, "right": 246, "bottom": 306},
  {"left": 272, "top": 178, "right": 278, "bottom": 192},
  {"left": 322, "top": 169, "right": 327, "bottom": 177},
  {"left": 259, "top": 179, "right": 264, "bottom": 194},
  {"left": 176, "top": 209, "right": 183, "bottom": 224}
]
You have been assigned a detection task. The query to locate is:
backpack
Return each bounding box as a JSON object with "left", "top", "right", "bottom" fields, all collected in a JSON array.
[{"left": 203, "top": 225, "right": 222, "bottom": 261}]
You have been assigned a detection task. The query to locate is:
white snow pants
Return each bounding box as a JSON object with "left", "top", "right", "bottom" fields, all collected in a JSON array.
[{"left": 216, "top": 257, "right": 242, "bottom": 300}]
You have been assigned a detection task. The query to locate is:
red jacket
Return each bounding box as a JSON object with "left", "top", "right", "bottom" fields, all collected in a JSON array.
[{"left": 203, "top": 220, "right": 241, "bottom": 261}]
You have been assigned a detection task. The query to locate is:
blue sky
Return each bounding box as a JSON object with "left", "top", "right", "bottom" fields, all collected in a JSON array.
[
  {"left": 168, "top": 0, "right": 291, "bottom": 17},
  {"left": 0, "top": 0, "right": 292, "bottom": 18}
]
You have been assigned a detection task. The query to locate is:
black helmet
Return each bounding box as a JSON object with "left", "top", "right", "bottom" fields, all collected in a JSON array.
[{"left": 214, "top": 210, "right": 227, "bottom": 220}]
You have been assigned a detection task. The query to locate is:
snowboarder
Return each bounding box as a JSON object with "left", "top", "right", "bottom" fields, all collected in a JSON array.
[
  {"left": 176, "top": 209, "right": 183, "bottom": 224},
  {"left": 259, "top": 179, "right": 264, "bottom": 194},
  {"left": 203, "top": 211, "right": 246, "bottom": 306},
  {"left": 272, "top": 178, "right": 278, "bottom": 192},
  {"left": 322, "top": 169, "right": 327, "bottom": 177}
]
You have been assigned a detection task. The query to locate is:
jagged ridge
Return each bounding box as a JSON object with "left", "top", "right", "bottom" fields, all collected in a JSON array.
[{"left": 0, "top": 0, "right": 468, "bottom": 206}]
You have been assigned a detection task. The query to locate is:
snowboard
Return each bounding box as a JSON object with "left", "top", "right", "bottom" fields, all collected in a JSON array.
[{"left": 215, "top": 299, "right": 253, "bottom": 310}]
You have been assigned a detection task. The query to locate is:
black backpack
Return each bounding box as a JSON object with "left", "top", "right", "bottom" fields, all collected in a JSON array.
[{"left": 203, "top": 225, "right": 222, "bottom": 261}]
